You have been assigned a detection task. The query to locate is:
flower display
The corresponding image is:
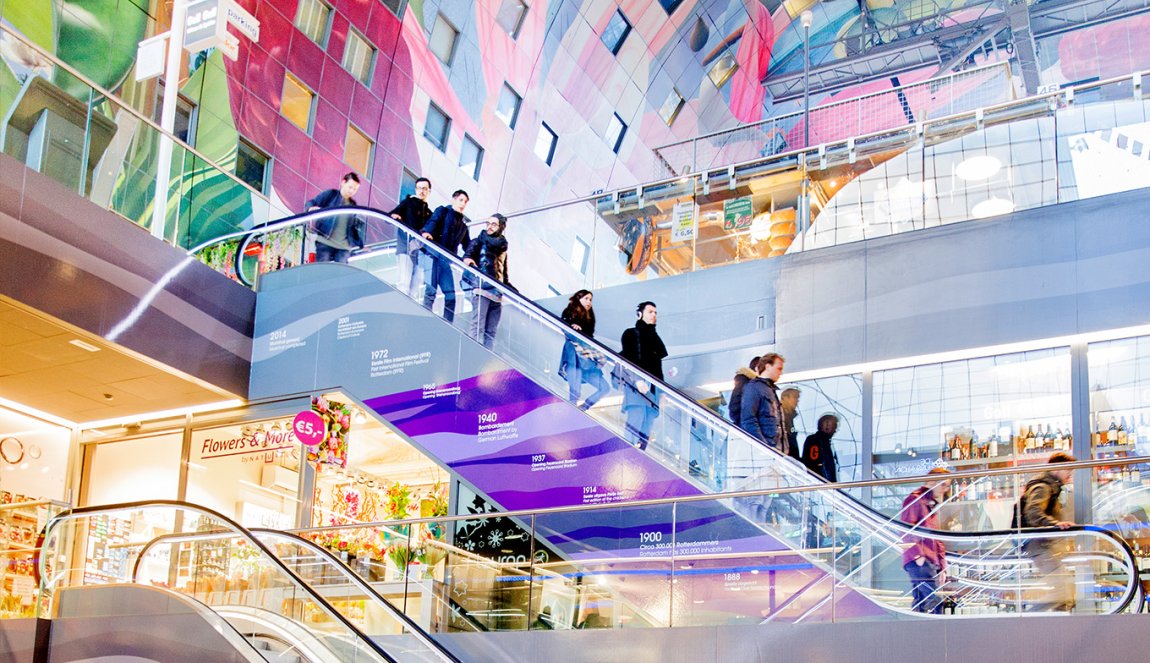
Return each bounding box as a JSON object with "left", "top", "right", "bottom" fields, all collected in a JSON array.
[{"left": 307, "top": 396, "right": 352, "bottom": 468}]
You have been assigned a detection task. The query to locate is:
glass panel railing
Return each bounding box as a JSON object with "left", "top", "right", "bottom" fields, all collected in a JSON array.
[
  {"left": 0, "top": 500, "right": 67, "bottom": 619},
  {"left": 38, "top": 502, "right": 402, "bottom": 662},
  {"left": 0, "top": 25, "right": 288, "bottom": 250},
  {"left": 285, "top": 460, "right": 1142, "bottom": 629}
]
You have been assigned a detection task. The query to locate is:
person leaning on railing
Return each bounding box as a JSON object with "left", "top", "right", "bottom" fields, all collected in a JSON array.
[{"left": 306, "top": 172, "right": 365, "bottom": 264}]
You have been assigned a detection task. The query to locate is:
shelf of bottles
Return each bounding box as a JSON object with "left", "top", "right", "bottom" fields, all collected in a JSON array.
[{"left": 0, "top": 493, "right": 51, "bottom": 618}]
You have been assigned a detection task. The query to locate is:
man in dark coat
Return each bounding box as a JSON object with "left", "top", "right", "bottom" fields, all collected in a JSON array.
[
  {"left": 420, "top": 190, "right": 470, "bottom": 322},
  {"left": 619, "top": 301, "right": 667, "bottom": 450},
  {"left": 463, "top": 214, "right": 510, "bottom": 349},
  {"left": 389, "top": 176, "right": 432, "bottom": 296},
  {"left": 306, "top": 172, "right": 364, "bottom": 263},
  {"left": 1017, "top": 452, "right": 1077, "bottom": 611},
  {"left": 728, "top": 356, "right": 759, "bottom": 429},
  {"left": 741, "top": 353, "right": 785, "bottom": 454},
  {"left": 780, "top": 387, "right": 802, "bottom": 461},
  {"left": 802, "top": 414, "right": 840, "bottom": 482}
]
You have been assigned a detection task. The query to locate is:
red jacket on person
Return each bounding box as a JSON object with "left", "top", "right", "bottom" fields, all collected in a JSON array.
[{"left": 899, "top": 486, "right": 946, "bottom": 569}]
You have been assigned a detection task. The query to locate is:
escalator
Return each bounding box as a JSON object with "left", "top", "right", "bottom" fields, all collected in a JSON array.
[
  {"left": 213, "top": 208, "right": 1141, "bottom": 620},
  {"left": 37, "top": 500, "right": 462, "bottom": 662}
]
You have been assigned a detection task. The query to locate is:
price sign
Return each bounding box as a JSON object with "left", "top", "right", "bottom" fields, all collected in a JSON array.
[{"left": 292, "top": 410, "right": 325, "bottom": 446}]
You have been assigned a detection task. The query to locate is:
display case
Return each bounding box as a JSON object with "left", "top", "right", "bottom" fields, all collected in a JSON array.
[{"left": 0, "top": 496, "right": 62, "bottom": 618}]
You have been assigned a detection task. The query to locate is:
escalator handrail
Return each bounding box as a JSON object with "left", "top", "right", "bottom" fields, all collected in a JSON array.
[
  {"left": 133, "top": 527, "right": 464, "bottom": 661},
  {"left": 41, "top": 499, "right": 400, "bottom": 663}
]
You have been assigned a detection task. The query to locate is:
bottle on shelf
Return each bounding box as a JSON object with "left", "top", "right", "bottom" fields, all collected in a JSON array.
[
  {"left": 1119, "top": 416, "right": 1129, "bottom": 446},
  {"left": 1025, "top": 425, "right": 1037, "bottom": 454},
  {"left": 1108, "top": 417, "right": 1119, "bottom": 445},
  {"left": 988, "top": 434, "right": 999, "bottom": 458}
]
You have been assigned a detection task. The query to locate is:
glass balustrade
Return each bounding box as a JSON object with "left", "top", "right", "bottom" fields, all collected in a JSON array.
[{"left": 38, "top": 502, "right": 454, "bottom": 662}]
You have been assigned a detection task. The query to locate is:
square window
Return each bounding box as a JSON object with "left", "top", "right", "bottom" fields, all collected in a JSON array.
[
  {"left": 380, "top": 0, "right": 407, "bottom": 18},
  {"left": 708, "top": 50, "right": 739, "bottom": 88},
  {"left": 534, "top": 121, "right": 557, "bottom": 165},
  {"left": 342, "top": 29, "right": 376, "bottom": 86},
  {"left": 658, "top": 88, "right": 685, "bottom": 126},
  {"left": 429, "top": 14, "right": 459, "bottom": 65},
  {"left": 605, "top": 113, "right": 627, "bottom": 153},
  {"left": 496, "top": 83, "right": 522, "bottom": 129},
  {"left": 345, "top": 124, "right": 373, "bottom": 176},
  {"left": 294, "top": 0, "right": 332, "bottom": 47},
  {"left": 281, "top": 73, "right": 316, "bottom": 133},
  {"left": 600, "top": 9, "right": 631, "bottom": 55},
  {"left": 236, "top": 138, "right": 270, "bottom": 194},
  {"left": 155, "top": 89, "right": 197, "bottom": 146},
  {"left": 424, "top": 102, "right": 451, "bottom": 151},
  {"left": 570, "top": 237, "right": 590, "bottom": 274},
  {"left": 496, "top": 0, "right": 528, "bottom": 38},
  {"left": 459, "top": 134, "right": 484, "bottom": 179}
]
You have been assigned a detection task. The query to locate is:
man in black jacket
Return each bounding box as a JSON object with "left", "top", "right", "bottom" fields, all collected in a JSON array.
[
  {"left": 389, "top": 177, "right": 432, "bottom": 296},
  {"left": 619, "top": 301, "right": 667, "bottom": 450},
  {"left": 802, "top": 414, "right": 840, "bottom": 482},
  {"left": 1018, "top": 452, "right": 1077, "bottom": 611},
  {"left": 463, "top": 214, "right": 510, "bottom": 349},
  {"left": 306, "top": 172, "right": 364, "bottom": 263},
  {"left": 741, "top": 353, "right": 785, "bottom": 454},
  {"left": 420, "top": 190, "right": 470, "bottom": 322}
]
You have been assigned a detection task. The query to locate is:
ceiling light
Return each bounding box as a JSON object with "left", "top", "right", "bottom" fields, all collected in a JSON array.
[
  {"left": 971, "top": 197, "right": 1015, "bottom": 218},
  {"left": 68, "top": 339, "right": 101, "bottom": 352},
  {"left": 955, "top": 155, "right": 1002, "bottom": 181}
]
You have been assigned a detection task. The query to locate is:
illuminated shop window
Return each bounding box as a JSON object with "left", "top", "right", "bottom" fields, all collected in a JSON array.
[
  {"left": 459, "top": 134, "right": 484, "bottom": 180},
  {"left": 496, "top": 83, "right": 522, "bottom": 129},
  {"left": 342, "top": 29, "right": 376, "bottom": 85},
  {"left": 236, "top": 138, "right": 271, "bottom": 194},
  {"left": 659, "top": 88, "right": 685, "bottom": 126},
  {"left": 281, "top": 73, "right": 316, "bottom": 133},
  {"left": 429, "top": 13, "right": 459, "bottom": 65},
  {"left": 345, "top": 124, "right": 373, "bottom": 176},
  {"left": 535, "top": 121, "right": 557, "bottom": 165},
  {"left": 708, "top": 50, "right": 738, "bottom": 88},
  {"left": 295, "top": 0, "right": 332, "bottom": 47},
  {"left": 605, "top": 113, "right": 627, "bottom": 153},
  {"left": 600, "top": 9, "right": 631, "bottom": 55},
  {"left": 496, "top": 0, "right": 528, "bottom": 39},
  {"left": 424, "top": 102, "right": 451, "bottom": 151}
]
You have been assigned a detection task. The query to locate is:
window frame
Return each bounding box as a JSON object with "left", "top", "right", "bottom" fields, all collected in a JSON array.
[
  {"left": 535, "top": 121, "right": 558, "bottom": 166},
  {"left": 495, "top": 83, "right": 523, "bottom": 130},
  {"left": 658, "top": 88, "right": 685, "bottom": 126},
  {"left": 341, "top": 27, "right": 377, "bottom": 86},
  {"left": 294, "top": 0, "right": 334, "bottom": 48},
  {"left": 344, "top": 123, "right": 374, "bottom": 176},
  {"left": 423, "top": 102, "right": 452, "bottom": 152},
  {"left": 235, "top": 137, "right": 272, "bottom": 195},
  {"left": 600, "top": 9, "right": 632, "bottom": 56},
  {"left": 495, "top": 0, "right": 529, "bottom": 39},
  {"left": 281, "top": 72, "right": 317, "bottom": 134},
  {"left": 605, "top": 112, "right": 627, "bottom": 154},
  {"left": 459, "top": 134, "right": 485, "bottom": 180},
  {"left": 428, "top": 13, "right": 461, "bottom": 66}
]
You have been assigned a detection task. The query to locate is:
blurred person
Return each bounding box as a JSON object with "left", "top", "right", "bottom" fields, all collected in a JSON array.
[
  {"left": 899, "top": 467, "right": 952, "bottom": 614},
  {"left": 802, "top": 414, "right": 840, "bottom": 482},
  {"left": 741, "top": 354, "right": 786, "bottom": 454},
  {"left": 619, "top": 301, "right": 667, "bottom": 450},
  {"left": 420, "top": 190, "right": 470, "bottom": 322},
  {"left": 728, "top": 355, "right": 760, "bottom": 429},
  {"left": 559, "top": 289, "right": 611, "bottom": 411},
  {"left": 306, "top": 172, "right": 364, "bottom": 264},
  {"left": 389, "top": 177, "right": 432, "bottom": 295},
  {"left": 462, "top": 214, "right": 511, "bottom": 349},
  {"left": 780, "top": 387, "right": 802, "bottom": 461},
  {"left": 1016, "top": 452, "right": 1078, "bottom": 612}
]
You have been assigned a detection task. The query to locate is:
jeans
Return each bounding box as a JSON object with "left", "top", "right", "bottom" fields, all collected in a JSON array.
[
  {"left": 470, "top": 291, "right": 502, "bottom": 349},
  {"left": 422, "top": 256, "right": 457, "bottom": 322},
  {"left": 397, "top": 232, "right": 423, "bottom": 296},
  {"left": 315, "top": 243, "right": 350, "bottom": 264},
  {"left": 623, "top": 397, "right": 659, "bottom": 450},
  {"left": 904, "top": 560, "right": 943, "bottom": 614},
  {"left": 567, "top": 359, "right": 611, "bottom": 409}
]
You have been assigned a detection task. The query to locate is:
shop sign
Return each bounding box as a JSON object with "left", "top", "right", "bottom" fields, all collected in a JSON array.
[
  {"left": 292, "top": 410, "right": 326, "bottom": 446},
  {"left": 723, "top": 196, "right": 754, "bottom": 230},
  {"left": 670, "top": 201, "right": 697, "bottom": 242},
  {"left": 195, "top": 423, "right": 295, "bottom": 460}
]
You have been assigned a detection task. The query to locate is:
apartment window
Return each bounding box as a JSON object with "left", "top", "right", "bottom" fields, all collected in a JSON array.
[
  {"left": 345, "top": 124, "right": 373, "bottom": 176},
  {"left": 294, "top": 0, "right": 332, "bottom": 47},
  {"left": 236, "top": 138, "right": 270, "bottom": 194},
  {"left": 459, "top": 134, "right": 484, "bottom": 179},
  {"left": 605, "top": 113, "right": 626, "bottom": 153},
  {"left": 423, "top": 102, "right": 451, "bottom": 151},
  {"left": 708, "top": 50, "right": 739, "bottom": 88},
  {"left": 380, "top": 0, "right": 407, "bottom": 18},
  {"left": 495, "top": 83, "right": 522, "bottom": 129},
  {"left": 399, "top": 168, "right": 418, "bottom": 200},
  {"left": 658, "top": 88, "right": 685, "bottom": 126},
  {"left": 600, "top": 9, "right": 631, "bottom": 55},
  {"left": 534, "top": 121, "right": 557, "bottom": 165},
  {"left": 496, "top": 0, "right": 528, "bottom": 38},
  {"left": 570, "top": 237, "right": 590, "bottom": 274},
  {"left": 341, "top": 29, "right": 376, "bottom": 85},
  {"left": 281, "top": 73, "right": 316, "bottom": 133},
  {"left": 429, "top": 14, "right": 459, "bottom": 65},
  {"left": 155, "top": 90, "right": 197, "bottom": 146}
]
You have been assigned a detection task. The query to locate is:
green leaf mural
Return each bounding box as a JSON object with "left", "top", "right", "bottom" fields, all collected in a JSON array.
[{"left": 53, "top": 0, "right": 148, "bottom": 95}]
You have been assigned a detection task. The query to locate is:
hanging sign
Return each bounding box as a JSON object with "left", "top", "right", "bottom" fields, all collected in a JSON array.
[
  {"left": 723, "top": 196, "right": 754, "bottom": 230},
  {"left": 670, "top": 201, "right": 697, "bottom": 242}
]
